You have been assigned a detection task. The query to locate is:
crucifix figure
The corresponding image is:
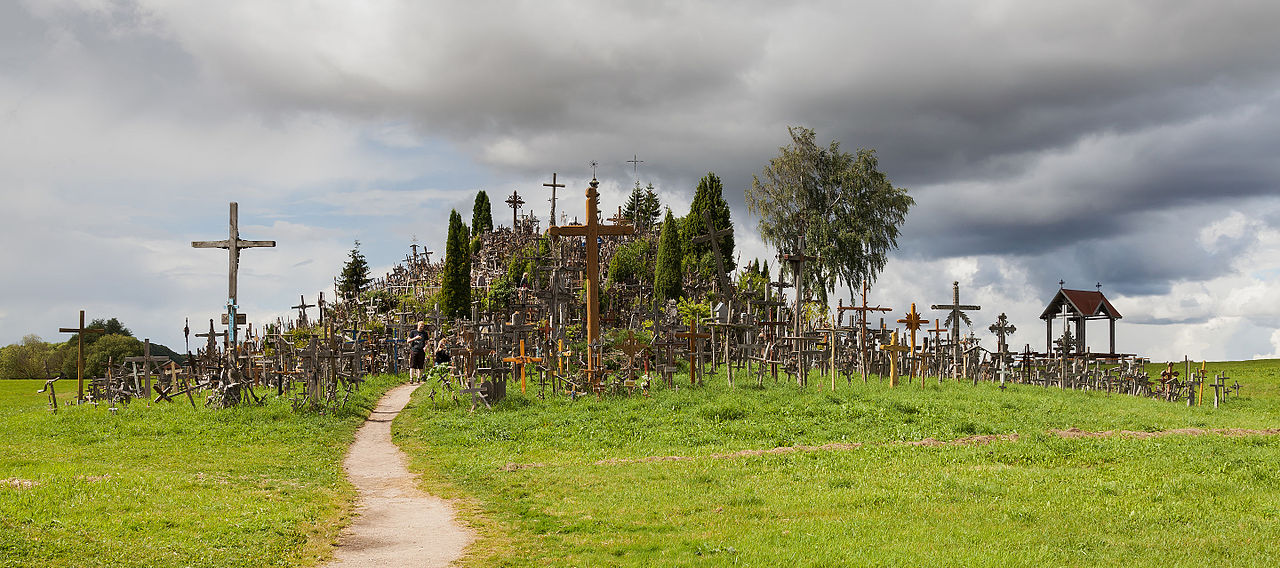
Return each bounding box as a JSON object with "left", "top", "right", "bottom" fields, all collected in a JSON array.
[
  {"left": 548, "top": 178, "right": 633, "bottom": 387},
  {"left": 192, "top": 202, "right": 276, "bottom": 347},
  {"left": 543, "top": 172, "right": 565, "bottom": 227},
  {"left": 505, "top": 189, "right": 525, "bottom": 230},
  {"left": 59, "top": 310, "right": 106, "bottom": 402}
]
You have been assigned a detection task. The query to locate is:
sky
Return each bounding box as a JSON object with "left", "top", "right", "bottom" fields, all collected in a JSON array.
[{"left": 3, "top": 0, "right": 1280, "bottom": 361}]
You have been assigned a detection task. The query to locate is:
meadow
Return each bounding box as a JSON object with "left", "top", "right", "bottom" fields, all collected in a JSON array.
[
  {"left": 2, "top": 360, "right": 1278, "bottom": 567},
  {"left": 397, "top": 360, "right": 1280, "bottom": 567},
  {"left": 0, "top": 374, "right": 403, "bottom": 568}
]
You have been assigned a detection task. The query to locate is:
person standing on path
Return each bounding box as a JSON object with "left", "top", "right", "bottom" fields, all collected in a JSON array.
[{"left": 408, "top": 322, "right": 427, "bottom": 382}]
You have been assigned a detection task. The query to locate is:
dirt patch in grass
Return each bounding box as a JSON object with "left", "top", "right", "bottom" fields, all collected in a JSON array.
[
  {"left": 2, "top": 478, "right": 38, "bottom": 489},
  {"left": 1052, "top": 427, "right": 1280, "bottom": 439}
]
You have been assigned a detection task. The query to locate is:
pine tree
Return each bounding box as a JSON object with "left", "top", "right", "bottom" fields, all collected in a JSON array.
[
  {"left": 441, "top": 210, "right": 472, "bottom": 318},
  {"left": 338, "top": 240, "right": 371, "bottom": 301},
  {"left": 682, "top": 172, "right": 734, "bottom": 281},
  {"left": 472, "top": 191, "right": 493, "bottom": 235},
  {"left": 654, "top": 209, "right": 683, "bottom": 304}
]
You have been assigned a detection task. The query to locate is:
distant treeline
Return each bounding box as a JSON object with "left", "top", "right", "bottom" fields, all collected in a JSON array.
[{"left": 0, "top": 317, "right": 183, "bottom": 379}]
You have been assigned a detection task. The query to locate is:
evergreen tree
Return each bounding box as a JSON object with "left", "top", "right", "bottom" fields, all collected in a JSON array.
[
  {"left": 338, "top": 240, "right": 371, "bottom": 301},
  {"left": 622, "top": 181, "right": 663, "bottom": 233},
  {"left": 440, "top": 210, "right": 472, "bottom": 318},
  {"left": 681, "top": 172, "right": 734, "bottom": 283},
  {"left": 654, "top": 209, "right": 683, "bottom": 304},
  {"left": 472, "top": 191, "right": 493, "bottom": 235}
]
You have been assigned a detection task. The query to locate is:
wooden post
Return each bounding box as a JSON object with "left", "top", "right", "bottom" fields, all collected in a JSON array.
[{"left": 59, "top": 310, "right": 105, "bottom": 402}]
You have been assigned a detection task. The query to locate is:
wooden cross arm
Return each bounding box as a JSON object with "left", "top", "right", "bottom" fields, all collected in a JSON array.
[
  {"left": 60, "top": 327, "right": 105, "bottom": 334},
  {"left": 930, "top": 304, "right": 981, "bottom": 311},
  {"left": 237, "top": 240, "right": 276, "bottom": 248}
]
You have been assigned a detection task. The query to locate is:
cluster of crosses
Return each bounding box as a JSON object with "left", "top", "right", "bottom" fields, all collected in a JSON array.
[{"left": 48, "top": 187, "right": 1243, "bottom": 413}]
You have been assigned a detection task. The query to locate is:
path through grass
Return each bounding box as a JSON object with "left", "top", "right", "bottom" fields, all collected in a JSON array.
[{"left": 0, "top": 375, "right": 402, "bottom": 568}]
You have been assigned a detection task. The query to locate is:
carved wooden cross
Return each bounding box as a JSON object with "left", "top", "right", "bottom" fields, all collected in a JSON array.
[
  {"left": 931, "top": 281, "right": 980, "bottom": 345},
  {"left": 988, "top": 313, "right": 1016, "bottom": 356},
  {"left": 896, "top": 302, "right": 929, "bottom": 380},
  {"left": 505, "top": 189, "right": 525, "bottom": 230},
  {"left": 59, "top": 310, "right": 105, "bottom": 402},
  {"left": 543, "top": 172, "right": 565, "bottom": 227},
  {"left": 502, "top": 339, "right": 543, "bottom": 394},
  {"left": 192, "top": 202, "right": 275, "bottom": 347},
  {"left": 878, "top": 331, "right": 910, "bottom": 388},
  {"left": 548, "top": 178, "right": 633, "bottom": 383},
  {"left": 691, "top": 208, "right": 733, "bottom": 295}
]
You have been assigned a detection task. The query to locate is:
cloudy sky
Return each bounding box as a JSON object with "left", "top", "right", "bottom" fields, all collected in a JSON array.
[{"left": 3, "top": 0, "right": 1280, "bottom": 361}]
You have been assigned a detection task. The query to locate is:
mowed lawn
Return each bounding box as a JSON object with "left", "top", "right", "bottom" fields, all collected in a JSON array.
[
  {"left": 396, "top": 361, "right": 1280, "bottom": 567},
  {"left": 0, "top": 374, "right": 403, "bottom": 568}
]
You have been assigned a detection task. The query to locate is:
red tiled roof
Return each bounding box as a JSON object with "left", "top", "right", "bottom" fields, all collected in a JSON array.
[{"left": 1039, "top": 288, "right": 1122, "bottom": 320}]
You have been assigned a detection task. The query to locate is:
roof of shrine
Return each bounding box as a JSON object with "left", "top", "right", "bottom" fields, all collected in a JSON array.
[{"left": 1039, "top": 288, "right": 1122, "bottom": 320}]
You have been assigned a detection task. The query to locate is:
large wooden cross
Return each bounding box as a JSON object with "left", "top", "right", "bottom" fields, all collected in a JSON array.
[
  {"left": 292, "top": 294, "right": 315, "bottom": 327},
  {"left": 192, "top": 202, "right": 275, "bottom": 347},
  {"left": 691, "top": 208, "right": 733, "bottom": 296},
  {"left": 548, "top": 178, "right": 633, "bottom": 382},
  {"left": 543, "top": 173, "right": 565, "bottom": 228},
  {"left": 931, "top": 281, "right": 980, "bottom": 346},
  {"left": 59, "top": 310, "right": 105, "bottom": 402}
]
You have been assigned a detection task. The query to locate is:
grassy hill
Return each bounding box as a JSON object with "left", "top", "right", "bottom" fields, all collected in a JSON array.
[{"left": 396, "top": 361, "right": 1280, "bottom": 566}]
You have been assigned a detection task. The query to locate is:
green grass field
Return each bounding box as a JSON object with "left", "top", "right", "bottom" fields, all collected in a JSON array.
[
  {"left": 396, "top": 361, "right": 1280, "bottom": 567},
  {"left": 0, "top": 375, "right": 402, "bottom": 568},
  {"left": 2, "top": 361, "right": 1278, "bottom": 567}
]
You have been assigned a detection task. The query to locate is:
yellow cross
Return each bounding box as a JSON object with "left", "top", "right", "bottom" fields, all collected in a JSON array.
[
  {"left": 878, "top": 331, "right": 911, "bottom": 388},
  {"left": 896, "top": 302, "right": 929, "bottom": 381},
  {"left": 503, "top": 339, "right": 543, "bottom": 394}
]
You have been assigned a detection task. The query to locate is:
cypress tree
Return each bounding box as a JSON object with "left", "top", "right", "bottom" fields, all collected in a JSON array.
[
  {"left": 441, "top": 210, "right": 472, "bottom": 318},
  {"left": 654, "top": 209, "right": 683, "bottom": 304},
  {"left": 682, "top": 172, "right": 734, "bottom": 279},
  {"left": 472, "top": 191, "right": 493, "bottom": 235}
]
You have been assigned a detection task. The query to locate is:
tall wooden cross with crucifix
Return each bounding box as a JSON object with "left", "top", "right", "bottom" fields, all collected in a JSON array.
[
  {"left": 548, "top": 178, "right": 633, "bottom": 384},
  {"left": 59, "top": 310, "right": 105, "bottom": 402},
  {"left": 543, "top": 173, "right": 565, "bottom": 228},
  {"left": 192, "top": 202, "right": 275, "bottom": 347}
]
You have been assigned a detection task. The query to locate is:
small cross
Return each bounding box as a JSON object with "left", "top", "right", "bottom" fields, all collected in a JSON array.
[
  {"left": 626, "top": 154, "right": 644, "bottom": 183},
  {"left": 878, "top": 331, "right": 911, "bottom": 388}
]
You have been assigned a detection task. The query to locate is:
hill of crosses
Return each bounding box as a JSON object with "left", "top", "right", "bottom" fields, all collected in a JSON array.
[{"left": 47, "top": 176, "right": 1238, "bottom": 414}]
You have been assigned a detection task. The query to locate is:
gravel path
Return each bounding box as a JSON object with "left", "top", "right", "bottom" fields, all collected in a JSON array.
[{"left": 325, "top": 383, "right": 473, "bottom": 567}]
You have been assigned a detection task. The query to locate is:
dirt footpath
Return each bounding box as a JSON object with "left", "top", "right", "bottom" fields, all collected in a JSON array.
[{"left": 325, "top": 383, "right": 473, "bottom": 568}]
